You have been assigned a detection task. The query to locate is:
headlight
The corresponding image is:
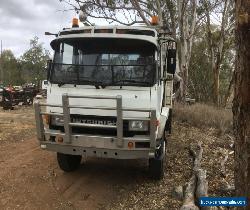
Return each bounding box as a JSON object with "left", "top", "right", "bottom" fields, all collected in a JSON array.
[
  {"left": 51, "top": 115, "right": 64, "bottom": 126},
  {"left": 129, "top": 120, "right": 148, "bottom": 131}
]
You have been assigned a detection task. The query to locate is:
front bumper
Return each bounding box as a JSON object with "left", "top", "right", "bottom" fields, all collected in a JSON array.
[{"left": 35, "top": 94, "right": 158, "bottom": 159}]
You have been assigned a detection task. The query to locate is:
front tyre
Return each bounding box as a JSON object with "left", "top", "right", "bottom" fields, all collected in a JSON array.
[
  {"left": 57, "top": 153, "right": 82, "bottom": 172},
  {"left": 165, "top": 109, "right": 172, "bottom": 135},
  {"left": 149, "top": 141, "right": 165, "bottom": 180}
]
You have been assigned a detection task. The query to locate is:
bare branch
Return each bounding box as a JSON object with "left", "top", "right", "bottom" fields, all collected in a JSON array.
[
  {"left": 84, "top": 10, "right": 145, "bottom": 26},
  {"left": 130, "top": 0, "right": 151, "bottom": 25}
]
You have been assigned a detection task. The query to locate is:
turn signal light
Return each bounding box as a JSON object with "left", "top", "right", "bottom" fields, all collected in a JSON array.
[
  {"left": 57, "top": 136, "right": 63, "bottom": 143},
  {"left": 43, "top": 114, "right": 50, "bottom": 125},
  {"left": 128, "top": 141, "right": 134, "bottom": 149}
]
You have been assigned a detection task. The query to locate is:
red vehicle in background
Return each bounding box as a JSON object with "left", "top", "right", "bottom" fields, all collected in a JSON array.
[{"left": 0, "top": 84, "right": 38, "bottom": 110}]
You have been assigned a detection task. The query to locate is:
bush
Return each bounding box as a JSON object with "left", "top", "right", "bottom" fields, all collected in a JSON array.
[{"left": 173, "top": 103, "right": 233, "bottom": 135}]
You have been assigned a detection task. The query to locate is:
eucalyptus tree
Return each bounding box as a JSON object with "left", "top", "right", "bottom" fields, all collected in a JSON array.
[
  {"left": 233, "top": 0, "right": 250, "bottom": 206},
  {"left": 201, "top": 0, "right": 234, "bottom": 106},
  {"left": 20, "top": 37, "right": 50, "bottom": 85},
  {"left": 60, "top": 0, "right": 199, "bottom": 101}
]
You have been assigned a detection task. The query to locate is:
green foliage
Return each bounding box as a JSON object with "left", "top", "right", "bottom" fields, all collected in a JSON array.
[
  {"left": 0, "top": 50, "right": 23, "bottom": 85},
  {"left": 189, "top": 39, "right": 213, "bottom": 102},
  {"left": 0, "top": 36, "right": 50, "bottom": 86},
  {"left": 189, "top": 25, "right": 234, "bottom": 104},
  {"left": 20, "top": 36, "right": 50, "bottom": 84}
]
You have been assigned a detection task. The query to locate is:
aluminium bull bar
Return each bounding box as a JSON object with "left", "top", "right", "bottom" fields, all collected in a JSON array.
[{"left": 34, "top": 94, "right": 157, "bottom": 157}]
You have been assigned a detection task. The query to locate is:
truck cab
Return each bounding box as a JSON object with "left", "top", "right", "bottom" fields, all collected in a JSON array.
[{"left": 34, "top": 23, "right": 176, "bottom": 179}]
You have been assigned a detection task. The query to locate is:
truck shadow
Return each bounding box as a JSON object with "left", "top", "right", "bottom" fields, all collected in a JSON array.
[
  {"left": 80, "top": 158, "right": 148, "bottom": 180},
  {"left": 52, "top": 158, "right": 151, "bottom": 208}
]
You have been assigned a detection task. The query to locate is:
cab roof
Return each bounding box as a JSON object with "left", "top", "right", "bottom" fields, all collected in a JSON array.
[{"left": 54, "top": 25, "right": 159, "bottom": 47}]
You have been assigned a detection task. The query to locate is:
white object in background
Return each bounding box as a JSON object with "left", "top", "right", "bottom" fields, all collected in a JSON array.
[{"left": 42, "top": 80, "right": 48, "bottom": 90}]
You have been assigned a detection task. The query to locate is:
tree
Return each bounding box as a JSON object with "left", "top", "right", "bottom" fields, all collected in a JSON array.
[
  {"left": 61, "top": 0, "right": 198, "bottom": 102},
  {"left": 188, "top": 23, "right": 234, "bottom": 104},
  {"left": 233, "top": 0, "right": 250, "bottom": 207},
  {"left": 176, "top": 0, "right": 197, "bottom": 101},
  {"left": 0, "top": 49, "right": 23, "bottom": 85},
  {"left": 202, "top": 0, "right": 234, "bottom": 106},
  {"left": 20, "top": 36, "right": 50, "bottom": 85},
  {"left": 189, "top": 35, "right": 213, "bottom": 102}
]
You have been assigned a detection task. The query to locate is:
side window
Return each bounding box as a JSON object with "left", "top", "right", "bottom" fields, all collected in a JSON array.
[{"left": 62, "top": 44, "right": 73, "bottom": 64}]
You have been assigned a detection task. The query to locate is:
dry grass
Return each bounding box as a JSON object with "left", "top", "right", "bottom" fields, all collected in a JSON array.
[{"left": 173, "top": 103, "right": 233, "bottom": 135}]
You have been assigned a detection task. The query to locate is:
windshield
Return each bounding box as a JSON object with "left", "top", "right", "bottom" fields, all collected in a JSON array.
[{"left": 50, "top": 38, "right": 156, "bottom": 86}]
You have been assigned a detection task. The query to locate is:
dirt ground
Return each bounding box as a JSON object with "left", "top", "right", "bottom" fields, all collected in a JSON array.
[{"left": 0, "top": 106, "right": 234, "bottom": 210}]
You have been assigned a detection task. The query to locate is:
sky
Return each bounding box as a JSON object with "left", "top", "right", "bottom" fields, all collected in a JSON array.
[
  {"left": 0, "top": 0, "right": 222, "bottom": 58},
  {"left": 0, "top": 0, "right": 98, "bottom": 58}
]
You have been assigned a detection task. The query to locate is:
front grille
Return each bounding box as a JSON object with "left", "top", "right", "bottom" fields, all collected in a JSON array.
[
  {"left": 71, "top": 115, "right": 118, "bottom": 127},
  {"left": 50, "top": 115, "right": 149, "bottom": 137},
  {"left": 70, "top": 114, "right": 130, "bottom": 136}
]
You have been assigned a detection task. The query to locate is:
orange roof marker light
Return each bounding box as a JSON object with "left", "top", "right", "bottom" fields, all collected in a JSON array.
[
  {"left": 72, "top": 17, "right": 79, "bottom": 28},
  {"left": 151, "top": 15, "right": 159, "bottom": 25}
]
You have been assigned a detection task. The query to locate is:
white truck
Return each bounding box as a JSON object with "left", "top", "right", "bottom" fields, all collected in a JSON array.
[
  {"left": 41, "top": 80, "right": 49, "bottom": 90},
  {"left": 34, "top": 20, "right": 176, "bottom": 180}
]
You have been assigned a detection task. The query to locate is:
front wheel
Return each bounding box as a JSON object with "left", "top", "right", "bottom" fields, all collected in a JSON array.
[
  {"left": 149, "top": 141, "right": 165, "bottom": 180},
  {"left": 57, "top": 153, "right": 82, "bottom": 172}
]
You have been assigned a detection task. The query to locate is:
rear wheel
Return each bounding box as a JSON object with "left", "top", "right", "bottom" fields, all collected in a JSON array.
[
  {"left": 57, "top": 153, "right": 82, "bottom": 172},
  {"left": 149, "top": 141, "right": 165, "bottom": 180}
]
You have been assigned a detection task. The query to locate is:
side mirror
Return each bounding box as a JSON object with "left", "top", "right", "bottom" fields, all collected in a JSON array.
[
  {"left": 46, "top": 59, "right": 52, "bottom": 80},
  {"left": 167, "top": 49, "right": 176, "bottom": 75},
  {"left": 45, "top": 32, "right": 58, "bottom": 37}
]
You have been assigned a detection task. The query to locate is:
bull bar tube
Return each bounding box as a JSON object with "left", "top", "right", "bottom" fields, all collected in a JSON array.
[{"left": 34, "top": 94, "right": 157, "bottom": 159}]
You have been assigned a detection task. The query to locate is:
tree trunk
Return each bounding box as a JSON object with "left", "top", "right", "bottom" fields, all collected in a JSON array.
[
  {"left": 233, "top": 1, "right": 250, "bottom": 208},
  {"left": 224, "top": 72, "right": 235, "bottom": 107},
  {"left": 213, "top": 65, "right": 220, "bottom": 106},
  {"left": 177, "top": 0, "right": 197, "bottom": 103},
  {"left": 204, "top": 0, "right": 230, "bottom": 106}
]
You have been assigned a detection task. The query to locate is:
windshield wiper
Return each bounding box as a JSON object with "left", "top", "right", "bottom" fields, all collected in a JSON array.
[
  {"left": 78, "top": 79, "right": 103, "bottom": 85},
  {"left": 55, "top": 79, "right": 105, "bottom": 87},
  {"left": 57, "top": 82, "right": 67, "bottom": 87},
  {"left": 113, "top": 79, "right": 151, "bottom": 85},
  {"left": 78, "top": 79, "right": 109, "bottom": 88},
  {"left": 57, "top": 80, "right": 78, "bottom": 87}
]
